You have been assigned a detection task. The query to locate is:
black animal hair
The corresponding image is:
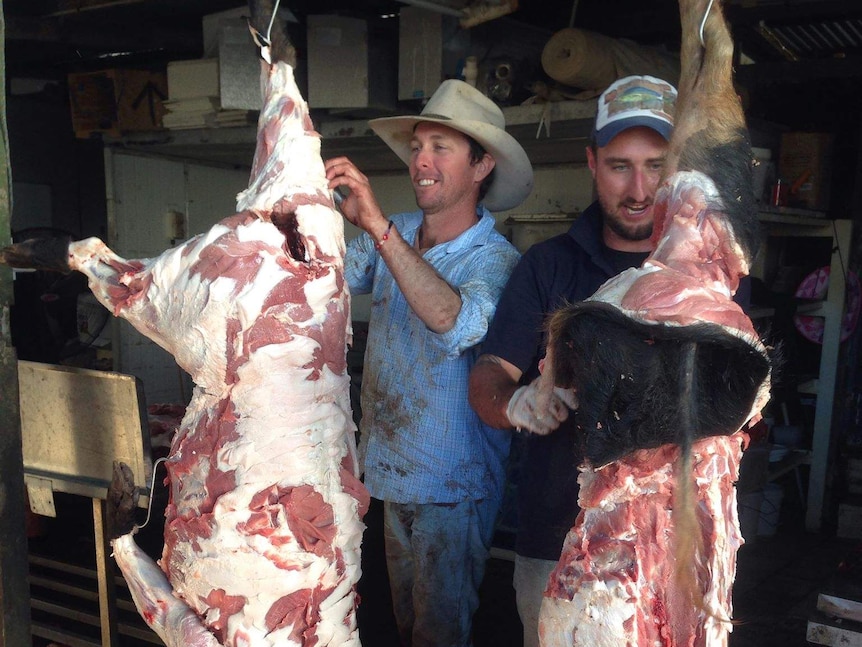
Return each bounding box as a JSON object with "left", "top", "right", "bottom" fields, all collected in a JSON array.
[{"left": 547, "top": 301, "right": 770, "bottom": 467}]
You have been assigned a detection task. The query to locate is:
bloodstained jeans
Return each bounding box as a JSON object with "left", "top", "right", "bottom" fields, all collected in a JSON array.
[{"left": 383, "top": 498, "right": 500, "bottom": 647}]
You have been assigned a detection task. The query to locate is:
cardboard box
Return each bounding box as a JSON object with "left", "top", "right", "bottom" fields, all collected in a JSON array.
[
  {"left": 202, "top": 6, "right": 249, "bottom": 58},
  {"left": 68, "top": 69, "right": 167, "bottom": 138},
  {"left": 778, "top": 132, "right": 834, "bottom": 211},
  {"left": 218, "top": 24, "right": 262, "bottom": 110}
]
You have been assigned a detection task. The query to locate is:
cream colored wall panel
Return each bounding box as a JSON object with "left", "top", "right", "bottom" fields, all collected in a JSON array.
[
  {"left": 511, "top": 165, "right": 594, "bottom": 218},
  {"left": 186, "top": 164, "right": 250, "bottom": 235},
  {"left": 111, "top": 154, "right": 186, "bottom": 258}
]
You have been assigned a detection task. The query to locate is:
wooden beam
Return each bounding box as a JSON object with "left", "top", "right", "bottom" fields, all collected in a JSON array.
[
  {"left": 0, "top": 2, "right": 34, "bottom": 645},
  {"left": 726, "top": 0, "right": 862, "bottom": 22},
  {"left": 44, "top": 0, "right": 147, "bottom": 17},
  {"left": 4, "top": 14, "right": 199, "bottom": 52}
]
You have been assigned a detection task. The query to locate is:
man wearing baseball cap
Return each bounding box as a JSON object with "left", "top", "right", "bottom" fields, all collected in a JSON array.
[
  {"left": 469, "top": 74, "right": 678, "bottom": 647},
  {"left": 325, "top": 79, "right": 532, "bottom": 646}
]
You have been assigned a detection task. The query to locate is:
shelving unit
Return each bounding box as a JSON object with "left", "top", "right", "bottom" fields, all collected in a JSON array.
[{"left": 757, "top": 212, "right": 854, "bottom": 531}]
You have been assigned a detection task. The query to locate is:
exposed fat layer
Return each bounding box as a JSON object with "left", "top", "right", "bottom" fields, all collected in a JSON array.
[{"left": 72, "top": 59, "right": 370, "bottom": 647}]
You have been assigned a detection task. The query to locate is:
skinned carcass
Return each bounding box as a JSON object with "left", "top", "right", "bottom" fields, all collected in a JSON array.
[
  {"left": 1, "top": 2, "right": 369, "bottom": 646},
  {"left": 536, "top": 0, "right": 771, "bottom": 645}
]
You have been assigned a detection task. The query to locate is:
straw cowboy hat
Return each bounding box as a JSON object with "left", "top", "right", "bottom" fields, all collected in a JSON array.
[{"left": 369, "top": 80, "right": 534, "bottom": 212}]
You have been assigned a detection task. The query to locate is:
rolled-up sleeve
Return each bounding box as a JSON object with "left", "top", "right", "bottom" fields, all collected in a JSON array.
[{"left": 431, "top": 242, "right": 520, "bottom": 358}]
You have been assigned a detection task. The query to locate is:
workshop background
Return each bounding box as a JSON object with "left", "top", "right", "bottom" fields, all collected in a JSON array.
[{"left": 2, "top": 1, "right": 862, "bottom": 645}]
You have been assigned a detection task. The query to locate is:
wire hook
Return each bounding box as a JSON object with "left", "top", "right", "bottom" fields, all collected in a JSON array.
[
  {"left": 247, "top": 0, "right": 283, "bottom": 65},
  {"left": 136, "top": 456, "right": 168, "bottom": 531},
  {"left": 699, "top": 0, "right": 715, "bottom": 47}
]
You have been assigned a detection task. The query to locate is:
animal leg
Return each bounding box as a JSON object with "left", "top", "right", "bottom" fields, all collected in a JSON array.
[
  {"left": 112, "top": 535, "right": 223, "bottom": 646},
  {"left": 669, "top": 0, "right": 746, "bottom": 177},
  {"left": 107, "top": 461, "right": 138, "bottom": 539},
  {"left": 664, "top": 0, "right": 760, "bottom": 263},
  {"left": 108, "top": 462, "right": 222, "bottom": 646},
  {"left": 247, "top": 0, "right": 296, "bottom": 66},
  {"left": 0, "top": 236, "right": 71, "bottom": 273}
]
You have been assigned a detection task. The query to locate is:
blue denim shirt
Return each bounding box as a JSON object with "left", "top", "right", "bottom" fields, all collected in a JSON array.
[{"left": 345, "top": 207, "right": 520, "bottom": 504}]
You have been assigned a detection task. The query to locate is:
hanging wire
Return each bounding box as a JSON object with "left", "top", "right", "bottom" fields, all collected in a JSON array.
[
  {"left": 136, "top": 456, "right": 168, "bottom": 531},
  {"left": 568, "top": 0, "right": 580, "bottom": 29},
  {"left": 700, "top": 0, "right": 716, "bottom": 46},
  {"left": 832, "top": 219, "right": 849, "bottom": 281},
  {"left": 266, "top": 0, "right": 282, "bottom": 46}
]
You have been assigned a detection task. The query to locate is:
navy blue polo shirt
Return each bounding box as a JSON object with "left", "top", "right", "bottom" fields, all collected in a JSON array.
[{"left": 483, "top": 202, "right": 625, "bottom": 560}]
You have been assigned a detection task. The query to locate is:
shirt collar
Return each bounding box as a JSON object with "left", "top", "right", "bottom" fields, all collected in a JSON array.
[{"left": 401, "top": 205, "right": 497, "bottom": 254}]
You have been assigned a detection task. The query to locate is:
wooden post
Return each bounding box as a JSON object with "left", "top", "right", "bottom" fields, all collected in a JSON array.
[
  {"left": 93, "top": 499, "right": 120, "bottom": 646},
  {"left": 0, "top": 2, "right": 35, "bottom": 644}
]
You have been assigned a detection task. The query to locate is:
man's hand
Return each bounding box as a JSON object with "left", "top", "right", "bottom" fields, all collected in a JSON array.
[
  {"left": 506, "top": 377, "right": 578, "bottom": 435},
  {"left": 324, "top": 156, "right": 391, "bottom": 242}
]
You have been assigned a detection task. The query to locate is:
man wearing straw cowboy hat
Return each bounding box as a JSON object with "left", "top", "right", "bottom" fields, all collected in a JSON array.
[{"left": 325, "top": 79, "right": 533, "bottom": 646}]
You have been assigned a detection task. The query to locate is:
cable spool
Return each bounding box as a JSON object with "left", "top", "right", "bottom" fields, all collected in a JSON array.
[{"left": 541, "top": 28, "right": 617, "bottom": 90}]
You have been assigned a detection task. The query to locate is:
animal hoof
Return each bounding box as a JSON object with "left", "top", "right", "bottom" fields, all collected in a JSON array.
[
  {"left": 107, "top": 461, "right": 139, "bottom": 539},
  {"left": 0, "top": 237, "right": 71, "bottom": 273}
]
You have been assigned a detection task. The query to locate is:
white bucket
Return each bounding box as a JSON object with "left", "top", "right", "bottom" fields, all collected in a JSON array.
[
  {"left": 757, "top": 483, "right": 784, "bottom": 536},
  {"left": 738, "top": 490, "right": 764, "bottom": 543}
]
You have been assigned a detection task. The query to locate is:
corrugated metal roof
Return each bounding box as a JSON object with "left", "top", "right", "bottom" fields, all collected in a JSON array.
[{"left": 754, "top": 12, "right": 862, "bottom": 61}]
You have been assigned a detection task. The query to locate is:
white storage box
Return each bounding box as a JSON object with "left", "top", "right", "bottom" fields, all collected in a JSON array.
[
  {"left": 398, "top": 7, "right": 443, "bottom": 101},
  {"left": 167, "top": 59, "right": 219, "bottom": 100},
  {"left": 307, "top": 15, "right": 396, "bottom": 112}
]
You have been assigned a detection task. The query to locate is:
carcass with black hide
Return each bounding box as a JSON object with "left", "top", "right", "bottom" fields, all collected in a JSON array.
[
  {"left": 0, "top": 2, "right": 369, "bottom": 646},
  {"left": 535, "top": 0, "right": 771, "bottom": 645}
]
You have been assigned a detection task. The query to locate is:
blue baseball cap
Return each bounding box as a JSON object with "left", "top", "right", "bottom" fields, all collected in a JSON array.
[{"left": 594, "top": 75, "right": 677, "bottom": 147}]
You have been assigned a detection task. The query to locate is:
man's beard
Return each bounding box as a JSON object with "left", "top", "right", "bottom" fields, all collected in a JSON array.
[{"left": 600, "top": 197, "right": 654, "bottom": 242}]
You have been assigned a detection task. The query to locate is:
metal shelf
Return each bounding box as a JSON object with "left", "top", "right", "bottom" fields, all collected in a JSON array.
[
  {"left": 759, "top": 215, "right": 853, "bottom": 531},
  {"left": 106, "top": 98, "right": 601, "bottom": 171}
]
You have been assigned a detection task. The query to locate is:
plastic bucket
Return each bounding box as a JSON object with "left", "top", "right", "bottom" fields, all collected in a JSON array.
[
  {"left": 738, "top": 490, "right": 764, "bottom": 543},
  {"left": 757, "top": 483, "right": 784, "bottom": 536}
]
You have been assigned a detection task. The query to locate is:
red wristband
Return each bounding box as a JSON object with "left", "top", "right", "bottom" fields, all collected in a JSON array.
[{"left": 374, "top": 220, "right": 394, "bottom": 250}]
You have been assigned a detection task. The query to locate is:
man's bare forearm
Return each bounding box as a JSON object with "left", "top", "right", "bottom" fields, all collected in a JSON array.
[
  {"left": 378, "top": 226, "right": 461, "bottom": 333},
  {"left": 469, "top": 354, "right": 522, "bottom": 430},
  {"left": 324, "top": 155, "right": 461, "bottom": 333}
]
